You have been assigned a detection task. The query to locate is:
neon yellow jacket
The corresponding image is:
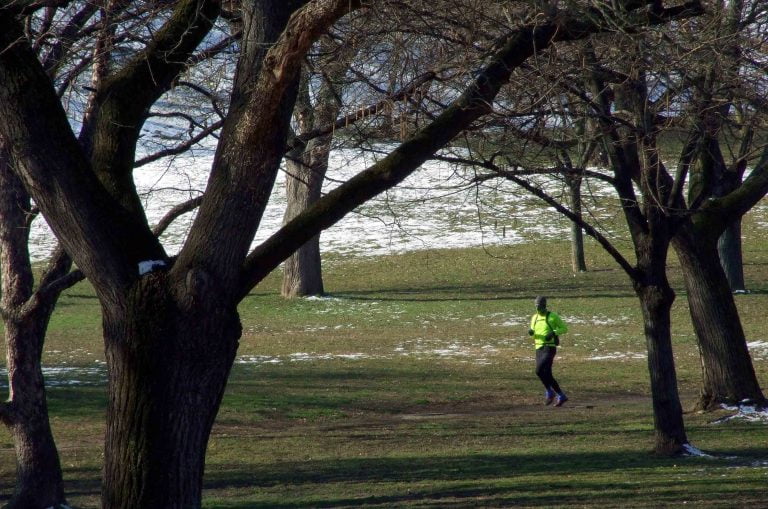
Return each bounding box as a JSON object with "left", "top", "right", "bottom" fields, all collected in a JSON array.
[{"left": 529, "top": 311, "right": 567, "bottom": 349}]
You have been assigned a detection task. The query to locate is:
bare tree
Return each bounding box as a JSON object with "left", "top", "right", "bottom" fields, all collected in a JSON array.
[
  {"left": 0, "top": 0, "right": 231, "bottom": 506},
  {"left": 281, "top": 34, "right": 357, "bottom": 297},
  {"left": 653, "top": 0, "right": 768, "bottom": 409},
  {"left": 0, "top": 141, "right": 72, "bottom": 509},
  {"left": 1, "top": 1, "right": 703, "bottom": 506},
  {"left": 461, "top": 0, "right": 768, "bottom": 414}
]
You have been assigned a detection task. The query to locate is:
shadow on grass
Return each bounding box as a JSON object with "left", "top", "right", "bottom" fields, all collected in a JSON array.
[
  {"left": 0, "top": 474, "right": 102, "bottom": 507},
  {"left": 62, "top": 475, "right": 102, "bottom": 503},
  {"left": 46, "top": 386, "right": 107, "bottom": 419},
  {"left": 206, "top": 481, "right": 767, "bottom": 509},
  {"left": 202, "top": 450, "right": 768, "bottom": 508},
  {"left": 204, "top": 451, "right": 642, "bottom": 489}
]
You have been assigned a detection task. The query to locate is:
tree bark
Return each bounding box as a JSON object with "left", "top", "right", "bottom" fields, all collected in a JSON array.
[
  {"left": 282, "top": 140, "right": 327, "bottom": 297},
  {"left": 588, "top": 61, "right": 690, "bottom": 454},
  {"left": 2, "top": 318, "right": 67, "bottom": 509},
  {"left": 101, "top": 271, "right": 240, "bottom": 508},
  {"left": 673, "top": 145, "right": 768, "bottom": 410},
  {"left": 718, "top": 220, "right": 745, "bottom": 291},
  {"left": 0, "top": 145, "right": 67, "bottom": 509},
  {"left": 634, "top": 279, "right": 688, "bottom": 455},
  {"left": 673, "top": 228, "right": 765, "bottom": 410},
  {"left": 566, "top": 173, "right": 587, "bottom": 272},
  {"left": 281, "top": 40, "right": 351, "bottom": 298}
]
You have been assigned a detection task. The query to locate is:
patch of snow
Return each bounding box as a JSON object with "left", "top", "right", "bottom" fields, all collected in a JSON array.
[
  {"left": 235, "top": 355, "right": 282, "bottom": 365},
  {"left": 567, "top": 315, "right": 631, "bottom": 326},
  {"left": 303, "top": 295, "right": 342, "bottom": 302},
  {"left": 0, "top": 366, "right": 107, "bottom": 388},
  {"left": 587, "top": 352, "right": 647, "bottom": 361},
  {"left": 490, "top": 317, "right": 527, "bottom": 327},
  {"left": 286, "top": 352, "right": 371, "bottom": 362},
  {"left": 683, "top": 443, "right": 713, "bottom": 458},
  {"left": 716, "top": 403, "right": 768, "bottom": 424},
  {"left": 138, "top": 259, "right": 166, "bottom": 275},
  {"left": 747, "top": 340, "right": 768, "bottom": 361},
  {"left": 336, "top": 353, "right": 369, "bottom": 360}
]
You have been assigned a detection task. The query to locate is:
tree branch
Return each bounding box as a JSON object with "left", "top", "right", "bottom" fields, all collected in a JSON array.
[
  {"left": 134, "top": 121, "right": 224, "bottom": 169},
  {"left": 20, "top": 242, "right": 84, "bottom": 319},
  {"left": 475, "top": 164, "right": 638, "bottom": 279},
  {"left": 80, "top": 0, "right": 221, "bottom": 214},
  {"left": 174, "top": 0, "right": 365, "bottom": 290},
  {"left": 152, "top": 196, "right": 203, "bottom": 237},
  {"left": 0, "top": 18, "right": 163, "bottom": 297},
  {"left": 189, "top": 32, "right": 241, "bottom": 66},
  {"left": 236, "top": 1, "right": 701, "bottom": 296},
  {"left": 434, "top": 154, "right": 617, "bottom": 187},
  {"left": 27, "top": 195, "right": 205, "bottom": 311},
  {"left": 1, "top": 0, "right": 70, "bottom": 16},
  {"left": 39, "top": 1, "right": 100, "bottom": 75},
  {"left": 696, "top": 143, "right": 768, "bottom": 232},
  {"left": 285, "top": 70, "right": 438, "bottom": 151}
]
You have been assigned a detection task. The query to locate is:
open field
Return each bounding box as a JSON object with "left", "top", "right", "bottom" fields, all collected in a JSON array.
[{"left": 2, "top": 235, "right": 768, "bottom": 507}]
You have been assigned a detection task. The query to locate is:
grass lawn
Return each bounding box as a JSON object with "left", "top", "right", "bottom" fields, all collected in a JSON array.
[{"left": 1, "top": 237, "right": 768, "bottom": 507}]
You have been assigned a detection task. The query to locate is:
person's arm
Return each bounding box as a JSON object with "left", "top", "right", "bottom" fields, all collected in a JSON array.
[{"left": 550, "top": 312, "right": 568, "bottom": 335}]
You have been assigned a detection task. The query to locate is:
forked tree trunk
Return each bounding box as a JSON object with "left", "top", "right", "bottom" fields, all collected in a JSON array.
[
  {"left": 281, "top": 139, "right": 329, "bottom": 298},
  {"left": 634, "top": 281, "right": 688, "bottom": 455},
  {"left": 101, "top": 270, "right": 240, "bottom": 508},
  {"left": 673, "top": 230, "right": 764, "bottom": 410},
  {"left": 281, "top": 37, "right": 352, "bottom": 298}
]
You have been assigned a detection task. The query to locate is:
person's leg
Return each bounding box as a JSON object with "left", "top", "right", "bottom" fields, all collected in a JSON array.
[
  {"left": 538, "top": 347, "right": 562, "bottom": 393},
  {"left": 545, "top": 347, "right": 567, "bottom": 405},
  {"left": 535, "top": 347, "right": 553, "bottom": 389},
  {"left": 536, "top": 347, "right": 566, "bottom": 405},
  {"left": 535, "top": 347, "right": 558, "bottom": 403}
]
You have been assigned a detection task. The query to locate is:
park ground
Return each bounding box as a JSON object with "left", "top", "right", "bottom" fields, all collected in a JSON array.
[{"left": 2, "top": 237, "right": 768, "bottom": 507}]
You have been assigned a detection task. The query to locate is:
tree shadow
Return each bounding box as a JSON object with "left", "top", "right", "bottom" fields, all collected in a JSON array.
[
  {"left": 204, "top": 451, "right": 638, "bottom": 488},
  {"left": 202, "top": 448, "right": 768, "bottom": 508}
]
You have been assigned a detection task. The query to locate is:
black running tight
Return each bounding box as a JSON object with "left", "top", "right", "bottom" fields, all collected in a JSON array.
[{"left": 535, "top": 346, "right": 562, "bottom": 394}]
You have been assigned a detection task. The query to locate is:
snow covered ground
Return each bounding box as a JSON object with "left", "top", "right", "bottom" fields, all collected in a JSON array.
[{"left": 28, "top": 147, "right": 611, "bottom": 261}]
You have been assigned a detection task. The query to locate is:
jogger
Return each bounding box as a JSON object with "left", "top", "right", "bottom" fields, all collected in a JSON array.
[{"left": 528, "top": 296, "right": 569, "bottom": 406}]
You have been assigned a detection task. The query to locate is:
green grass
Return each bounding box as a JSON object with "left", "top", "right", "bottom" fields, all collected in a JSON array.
[{"left": 2, "top": 234, "right": 768, "bottom": 507}]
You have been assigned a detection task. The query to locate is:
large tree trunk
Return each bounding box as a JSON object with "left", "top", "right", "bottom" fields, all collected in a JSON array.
[
  {"left": 673, "top": 229, "right": 764, "bottom": 410},
  {"left": 634, "top": 280, "right": 688, "bottom": 455},
  {"left": 0, "top": 150, "right": 67, "bottom": 508},
  {"left": 100, "top": 5, "right": 309, "bottom": 497},
  {"left": 101, "top": 271, "right": 240, "bottom": 508},
  {"left": 609, "top": 70, "right": 687, "bottom": 455}
]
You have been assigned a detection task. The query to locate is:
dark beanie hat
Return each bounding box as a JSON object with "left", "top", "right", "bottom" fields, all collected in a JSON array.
[{"left": 535, "top": 296, "right": 547, "bottom": 309}]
